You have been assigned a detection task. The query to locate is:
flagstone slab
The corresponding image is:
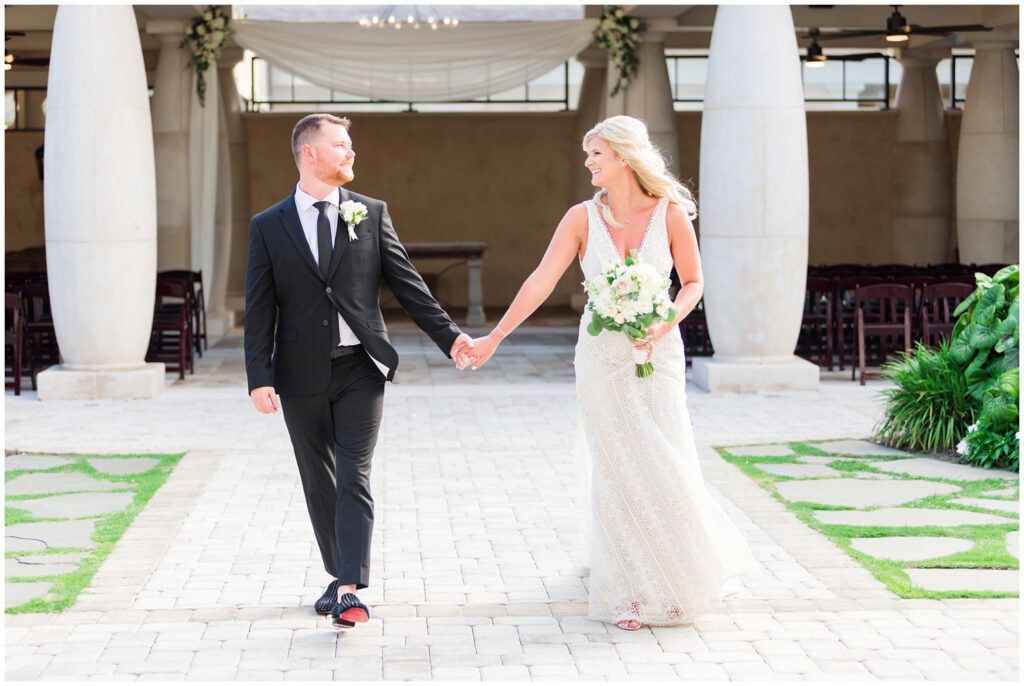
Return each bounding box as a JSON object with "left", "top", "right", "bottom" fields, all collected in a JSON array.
[
  {"left": 850, "top": 536, "right": 974, "bottom": 561},
  {"left": 727, "top": 444, "right": 794, "bottom": 457},
  {"left": 755, "top": 463, "right": 842, "bottom": 478},
  {"left": 4, "top": 455, "right": 74, "bottom": 472},
  {"left": 5, "top": 519, "right": 97, "bottom": 552},
  {"left": 796, "top": 455, "right": 841, "bottom": 465},
  {"left": 777, "top": 478, "right": 959, "bottom": 507},
  {"left": 6, "top": 472, "right": 121, "bottom": 496},
  {"left": 905, "top": 568, "right": 1019, "bottom": 593},
  {"left": 1007, "top": 532, "right": 1018, "bottom": 560},
  {"left": 813, "top": 440, "right": 911, "bottom": 457},
  {"left": 983, "top": 487, "right": 1019, "bottom": 498},
  {"left": 871, "top": 458, "right": 1019, "bottom": 482},
  {"left": 950, "top": 497, "right": 1020, "bottom": 514},
  {"left": 16, "top": 491, "right": 135, "bottom": 519},
  {"left": 5, "top": 581, "right": 53, "bottom": 608},
  {"left": 814, "top": 507, "right": 1015, "bottom": 527},
  {"left": 86, "top": 457, "right": 160, "bottom": 475},
  {"left": 6, "top": 552, "right": 87, "bottom": 579}
]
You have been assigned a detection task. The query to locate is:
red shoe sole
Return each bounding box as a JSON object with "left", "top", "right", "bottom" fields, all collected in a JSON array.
[{"left": 340, "top": 607, "right": 369, "bottom": 624}]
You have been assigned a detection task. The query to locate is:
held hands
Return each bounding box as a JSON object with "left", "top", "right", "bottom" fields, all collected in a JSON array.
[
  {"left": 450, "top": 334, "right": 475, "bottom": 370},
  {"left": 467, "top": 332, "right": 501, "bottom": 370}
]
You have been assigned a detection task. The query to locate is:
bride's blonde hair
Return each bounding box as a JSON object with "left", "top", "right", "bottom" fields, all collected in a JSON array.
[{"left": 582, "top": 115, "right": 698, "bottom": 228}]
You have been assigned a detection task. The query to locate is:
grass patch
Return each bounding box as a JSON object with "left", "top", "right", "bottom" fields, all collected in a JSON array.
[
  {"left": 5, "top": 451, "right": 184, "bottom": 613},
  {"left": 720, "top": 440, "right": 1018, "bottom": 600}
]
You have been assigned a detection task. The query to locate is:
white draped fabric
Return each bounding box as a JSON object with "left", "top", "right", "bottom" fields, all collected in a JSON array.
[
  {"left": 189, "top": 64, "right": 220, "bottom": 298},
  {"left": 231, "top": 19, "right": 597, "bottom": 101}
]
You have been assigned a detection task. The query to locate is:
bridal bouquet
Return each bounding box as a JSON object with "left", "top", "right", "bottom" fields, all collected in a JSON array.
[{"left": 584, "top": 250, "right": 677, "bottom": 378}]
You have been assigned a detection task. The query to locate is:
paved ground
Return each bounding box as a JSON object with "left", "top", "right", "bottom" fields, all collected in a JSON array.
[{"left": 4, "top": 323, "right": 1019, "bottom": 681}]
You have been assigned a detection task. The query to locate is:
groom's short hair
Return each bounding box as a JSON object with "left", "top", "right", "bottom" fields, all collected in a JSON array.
[{"left": 291, "top": 113, "right": 351, "bottom": 166}]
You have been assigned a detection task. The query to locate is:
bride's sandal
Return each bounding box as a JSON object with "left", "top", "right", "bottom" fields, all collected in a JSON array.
[{"left": 614, "top": 601, "right": 643, "bottom": 631}]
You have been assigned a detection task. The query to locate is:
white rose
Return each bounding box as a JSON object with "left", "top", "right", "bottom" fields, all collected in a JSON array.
[
  {"left": 614, "top": 8, "right": 625, "bottom": 18},
  {"left": 197, "top": 24, "right": 207, "bottom": 36},
  {"left": 203, "top": 10, "right": 214, "bottom": 21},
  {"left": 212, "top": 16, "right": 226, "bottom": 29}
]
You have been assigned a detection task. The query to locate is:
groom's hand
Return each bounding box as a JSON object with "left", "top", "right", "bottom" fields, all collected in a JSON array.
[
  {"left": 450, "top": 334, "right": 474, "bottom": 370},
  {"left": 250, "top": 386, "right": 279, "bottom": 414}
]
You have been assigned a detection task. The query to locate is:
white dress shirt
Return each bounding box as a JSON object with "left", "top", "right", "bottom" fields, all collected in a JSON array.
[{"left": 293, "top": 184, "right": 361, "bottom": 347}]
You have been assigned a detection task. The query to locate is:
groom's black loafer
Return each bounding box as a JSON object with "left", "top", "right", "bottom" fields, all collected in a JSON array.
[
  {"left": 331, "top": 592, "right": 370, "bottom": 628},
  {"left": 314, "top": 580, "right": 340, "bottom": 616}
]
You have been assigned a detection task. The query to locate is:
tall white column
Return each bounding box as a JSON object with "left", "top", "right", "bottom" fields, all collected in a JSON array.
[
  {"left": 147, "top": 20, "right": 192, "bottom": 271},
  {"left": 605, "top": 28, "right": 680, "bottom": 175},
  {"left": 220, "top": 47, "right": 251, "bottom": 318},
  {"left": 38, "top": 5, "right": 164, "bottom": 399},
  {"left": 892, "top": 51, "right": 952, "bottom": 265},
  {"left": 691, "top": 5, "right": 817, "bottom": 392},
  {"left": 956, "top": 41, "right": 1019, "bottom": 265},
  {"left": 573, "top": 47, "right": 608, "bottom": 203}
]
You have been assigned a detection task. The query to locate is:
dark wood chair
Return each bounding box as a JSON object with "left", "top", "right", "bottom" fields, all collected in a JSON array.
[
  {"left": 921, "top": 282, "right": 974, "bottom": 347},
  {"left": 147, "top": 279, "right": 194, "bottom": 379},
  {"left": 158, "top": 270, "right": 206, "bottom": 357},
  {"left": 5, "top": 293, "right": 29, "bottom": 395},
  {"left": 798, "top": 276, "right": 834, "bottom": 369},
  {"left": 18, "top": 282, "right": 60, "bottom": 385},
  {"left": 834, "top": 274, "right": 885, "bottom": 371},
  {"left": 680, "top": 298, "right": 713, "bottom": 365},
  {"left": 854, "top": 283, "right": 913, "bottom": 385}
]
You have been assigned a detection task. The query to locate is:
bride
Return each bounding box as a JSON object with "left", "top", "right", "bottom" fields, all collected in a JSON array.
[{"left": 467, "top": 115, "right": 761, "bottom": 629}]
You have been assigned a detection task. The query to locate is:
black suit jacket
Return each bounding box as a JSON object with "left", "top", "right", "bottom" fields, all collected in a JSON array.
[{"left": 244, "top": 187, "right": 462, "bottom": 395}]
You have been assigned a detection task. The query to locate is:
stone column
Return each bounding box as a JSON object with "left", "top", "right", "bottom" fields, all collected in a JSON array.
[
  {"left": 39, "top": 5, "right": 164, "bottom": 399},
  {"left": 891, "top": 51, "right": 951, "bottom": 265},
  {"left": 956, "top": 41, "right": 1019, "bottom": 264},
  {"left": 691, "top": 5, "right": 817, "bottom": 392},
  {"left": 604, "top": 26, "right": 680, "bottom": 175},
  {"left": 147, "top": 20, "right": 192, "bottom": 271},
  {"left": 219, "top": 46, "right": 251, "bottom": 319}
]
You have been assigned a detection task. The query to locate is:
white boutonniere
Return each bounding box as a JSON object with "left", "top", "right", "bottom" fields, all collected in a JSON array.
[{"left": 339, "top": 200, "right": 368, "bottom": 242}]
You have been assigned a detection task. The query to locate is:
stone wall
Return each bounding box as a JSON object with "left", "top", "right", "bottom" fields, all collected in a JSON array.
[{"left": 6, "top": 109, "right": 968, "bottom": 307}]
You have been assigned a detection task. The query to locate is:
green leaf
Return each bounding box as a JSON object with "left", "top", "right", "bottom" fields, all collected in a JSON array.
[
  {"left": 997, "top": 368, "right": 1019, "bottom": 398},
  {"left": 624, "top": 324, "right": 644, "bottom": 339},
  {"left": 968, "top": 325, "right": 999, "bottom": 351},
  {"left": 982, "top": 394, "right": 1018, "bottom": 425},
  {"left": 953, "top": 288, "right": 981, "bottom": 318},
  {"left": 992, "top": 264, "right": 1019, "bottom": 284}
]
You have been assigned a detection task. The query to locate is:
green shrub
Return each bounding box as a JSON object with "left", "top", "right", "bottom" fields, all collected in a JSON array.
[
  {"left": 959, "top": 418, "right": 1019, "bottom": 471},
  {"left": 875, "top": 340, "right": 975, "bottom": 452},
  {"left": 950, "top": 265, "right": 1019, "bottom": 470}
]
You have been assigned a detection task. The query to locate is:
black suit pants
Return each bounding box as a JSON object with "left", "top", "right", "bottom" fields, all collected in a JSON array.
[{"left": 279, "top": 352, "right": 385, "bottom": 589}]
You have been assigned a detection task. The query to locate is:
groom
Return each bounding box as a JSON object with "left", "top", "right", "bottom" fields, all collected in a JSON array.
[{"left": 244, "top": 113, "right": 473, "bottom": 628}]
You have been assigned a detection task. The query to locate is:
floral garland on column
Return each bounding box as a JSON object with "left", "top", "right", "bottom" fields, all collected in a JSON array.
[
  {"left": 181, "top": 5, "right": 232, "bottom": 107},
  {"left": 593, "top": 6, "right": 647, "bottom": 96}
]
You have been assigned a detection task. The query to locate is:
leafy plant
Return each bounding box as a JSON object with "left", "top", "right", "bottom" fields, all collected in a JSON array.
[
  {"left": 593, "top": 7, "right": 647, "bottom": 96},
  {"left": 875, "top": 340, "right": 976, "bottom": 452},
  {"left": 948, "top": 265, "right": 1020, "bottom": 470},
  {"left": 959, "top": 419, "right": 1020, "bottom": 471}
]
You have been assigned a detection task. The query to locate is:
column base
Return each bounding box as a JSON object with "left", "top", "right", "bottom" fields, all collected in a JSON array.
[
  {"left": 205, "top": 309, "right": 235, "bottom": 340},
  {"left": 690, "top": 355, "right": 819, "bottom": 392},
  {"left": 37, "top": 363, "right": 166, "bottom": 400}
]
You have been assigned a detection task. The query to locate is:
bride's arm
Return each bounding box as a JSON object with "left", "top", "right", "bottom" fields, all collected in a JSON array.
[
  {"left": 666, "top": 204, "right": 704, "bottom": 322},
  {"left": 469, "top": 204, "right": 586, "bottom": 368}
]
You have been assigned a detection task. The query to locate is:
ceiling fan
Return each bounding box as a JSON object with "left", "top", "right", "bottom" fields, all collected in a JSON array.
[
  {"left": 816, "top": 5, "right": 993, "bottom": 44},
  {"left": 5, "top": 31, "right": 50, "bottom": 70},
  {"left": 802, "top": 28, "right": 885, "bottom": 68}
]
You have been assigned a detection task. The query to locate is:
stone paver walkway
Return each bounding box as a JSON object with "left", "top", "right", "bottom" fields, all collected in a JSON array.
[{"left": 5, "top": 325, "right": 1018, "bottom": 681}]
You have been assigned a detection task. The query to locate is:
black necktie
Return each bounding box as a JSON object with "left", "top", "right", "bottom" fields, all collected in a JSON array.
[
  {"left": 313, "top": 200, "right": 333, "bottom": 278},
  {"left": 313, "top": 200, "right": 340, "bottom": 349}
]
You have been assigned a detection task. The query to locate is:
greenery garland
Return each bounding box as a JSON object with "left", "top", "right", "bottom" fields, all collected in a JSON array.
[
  {"left": 593, "top": 6, "right": 647, "bottom": 97},
  {"left": 181, "top": 5, "right": 232, "bottom": 107}
]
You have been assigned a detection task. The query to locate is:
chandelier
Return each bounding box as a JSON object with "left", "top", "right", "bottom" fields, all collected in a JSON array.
[{"left": 358, "top": 5, "right": 458, "bottom": 30}]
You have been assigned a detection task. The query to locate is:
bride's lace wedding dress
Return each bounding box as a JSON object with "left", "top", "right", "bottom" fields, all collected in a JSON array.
[{"left": 574, "top": 197, "right": 762, "bottom": 627}]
